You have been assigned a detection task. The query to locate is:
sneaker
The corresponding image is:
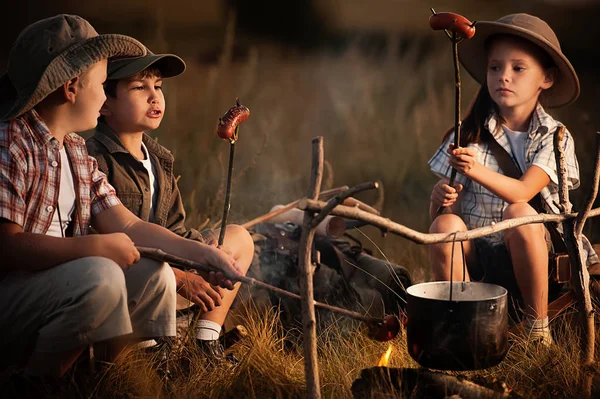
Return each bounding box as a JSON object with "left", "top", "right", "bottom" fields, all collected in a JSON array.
[
  {"left": 530, "top": 330, "right": 554, "bottom": 347},
  {"left": 195, "top": 340, "right": 238, "bottom": 365}
]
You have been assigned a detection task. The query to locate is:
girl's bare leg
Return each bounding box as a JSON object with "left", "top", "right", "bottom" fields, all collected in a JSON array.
[
  {"left": 503, "top": 203, "right": 548, "bottom": 320},
  {"left": 429, "top": 214, "right": 476, "bottom": 282}
]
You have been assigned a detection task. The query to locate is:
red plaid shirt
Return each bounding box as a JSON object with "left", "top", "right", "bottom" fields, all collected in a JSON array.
[{"left": 0, "top": 110, "right": 121, "bottom": 236}]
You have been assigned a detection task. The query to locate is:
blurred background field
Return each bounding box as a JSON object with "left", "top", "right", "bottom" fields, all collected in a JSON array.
[
  {"left": 3, "top": 2, "right": 600, "bottom": 397},
  {"left": 2, "top": 0, "right": 599, "bottom": 278}
]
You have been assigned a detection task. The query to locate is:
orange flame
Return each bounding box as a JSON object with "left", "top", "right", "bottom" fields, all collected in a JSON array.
[{"left": 377, "top": 344, "right": 393, "bottom": 367}]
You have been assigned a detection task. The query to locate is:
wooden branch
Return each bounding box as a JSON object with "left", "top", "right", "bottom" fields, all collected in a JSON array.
[
  {"left": 241, "top": 185, "right": 349, "bottom": 229},
  {"left": 310, "top": 181, "right": 379, "bottom": 228},
  {"left": 299, "top": 137, "right": 324, "bottom": 399},
  {"left": 352, "top": 367, "right": 512, "bottom": 399},
  {"left": 575, "top": 131, "right": 600, "bottom": 237},
  {"left": 554, "top": 126, "right": 570, "bottom": 213},
  {"left": 136, "top": 246, "right": 380, "bottom": 324},
  {"left": 554, "top": 126, "right": 595, "bottom": 398},
  {"left": 343, "top": 196, "right": 380, "bottom": 215},
  {"left": 299, "top": 199, "right": 600, "bottom": 244}
]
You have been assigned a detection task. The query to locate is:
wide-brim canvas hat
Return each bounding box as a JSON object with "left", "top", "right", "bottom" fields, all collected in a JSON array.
[
  {"left": 107, "top": 50, "right": 186, "bottom": 80},
  {"left": 0, "top": 14, "right": 147, "bottom": 122},
  {"left": 458, "top": 13, "right": 579, "bottom": 108}
]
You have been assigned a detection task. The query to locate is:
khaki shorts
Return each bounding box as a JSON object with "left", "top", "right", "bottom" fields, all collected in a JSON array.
[{"left": 0, "top": 256, "right": 176, "bottom": 365}]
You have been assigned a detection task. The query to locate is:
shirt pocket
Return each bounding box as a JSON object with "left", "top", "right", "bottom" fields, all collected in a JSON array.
[{"left": 117, "top": 191, "right": 143, "bottom": 218}]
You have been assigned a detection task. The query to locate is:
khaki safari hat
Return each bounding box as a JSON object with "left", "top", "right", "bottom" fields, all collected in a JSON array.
[
  {"left": 458, "top": 13, "right": 579, "bottom": 108},
  {"left": 107, "top": 49, "right": 186, "bottom": 80},
  {"left": 0, "top": 14, "right": 147, "bottom": 122}
]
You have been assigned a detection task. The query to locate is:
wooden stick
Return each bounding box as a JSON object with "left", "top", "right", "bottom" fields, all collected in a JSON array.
[
  {"left": 298, "top": 137, "right": 324, "bottom": 399},
  {"left": 561, "top": 131, "right": 600, "bottom": 397},
  {"left": 575, "top": 131, "right": 600, "bottom": 237},
  {"left": 136, "top": 246, "right": 379, "bottom": 324},
  {"left": 299, "top": 199, "right": 600, "bottom": 244},
  {"left": 241, "top": 185, "right": 349, "bottom": 230},
  {"left": 342, "top": 197, "right": 380, "bottom": 215},
  {"left": 218, "top": 138, "right": 236, "bottom": 246},
  {"left": 310, "top": 181, "right": 379, "bottom": 229},
  {"left": 436, "top": 31, "right": 462, "bottom": 214},
  {"left": 553, "top": 126, "right": 571, "bottom": 213}
]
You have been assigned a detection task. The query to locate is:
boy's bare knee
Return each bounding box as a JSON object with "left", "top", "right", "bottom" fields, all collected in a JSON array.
[
  {"left": 429, "top": 214, "right": 467, "bottom": 234},
  {"left": 224, "top": 224, "right": 254, "bottom": 269}
]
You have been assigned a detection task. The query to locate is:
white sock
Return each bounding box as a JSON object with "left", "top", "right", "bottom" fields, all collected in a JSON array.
[
  {"left": 195, "top": 319, "right": 221, "bottom": 341},
  {"left": 526, "top": 317, "right": 553, "bottom": 345}
]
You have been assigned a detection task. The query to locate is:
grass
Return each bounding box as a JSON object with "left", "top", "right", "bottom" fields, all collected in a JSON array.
[
  {"left": 78, "top": 292, "right": 600, "bottom": 398},
  {"left": 72, "top": 27, "right": 600, "bottom": 398}
]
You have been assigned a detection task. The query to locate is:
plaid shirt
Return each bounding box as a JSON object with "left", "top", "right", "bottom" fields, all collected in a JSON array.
[
  {"left": 428, "top": 104, "right": 599, "bottom": 265},
  {"left": 0, "top": 110, "right": 121, "bottom": 236}
]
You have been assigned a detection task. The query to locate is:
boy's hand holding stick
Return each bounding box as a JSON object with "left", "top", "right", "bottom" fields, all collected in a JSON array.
[{"left": 429, "top": 9, "right": 476, "bottom": 214}]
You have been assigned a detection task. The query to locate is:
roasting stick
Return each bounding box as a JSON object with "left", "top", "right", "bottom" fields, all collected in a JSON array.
[
  {"left": 135, "top": 246, "right": 399, "bottom": 329},
  {"left": 429, "top": 9, "right": 476, "bottom": 214}
]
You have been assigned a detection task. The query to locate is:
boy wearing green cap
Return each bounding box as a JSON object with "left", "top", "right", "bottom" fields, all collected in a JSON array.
[
  {"left": 86, "top": 50, "right": 253, "bottom": 359},
  {"left": 0, "top": 14, "right": 246, "bottom": 386}
]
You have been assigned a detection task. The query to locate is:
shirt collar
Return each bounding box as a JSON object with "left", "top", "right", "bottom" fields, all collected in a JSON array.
[
  {"left": 22, "top": 109, "right": 56, "bottom": 146},
  {"left": 484, "top": 103, "right": 559, "bottom": 139},
  {"left": 93, "top": 121, "right": 173, "bottom": 161},
  {"left": 93, "top": 122, "right": 130, "bottom": 154}
]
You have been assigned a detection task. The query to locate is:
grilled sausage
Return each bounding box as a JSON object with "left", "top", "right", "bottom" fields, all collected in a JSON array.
[
  {"left": 429, "top": 12, "right": 475, "bottom": 40},
  {"left": 216, "top": 98, "right": 250, "bottom": 140}
]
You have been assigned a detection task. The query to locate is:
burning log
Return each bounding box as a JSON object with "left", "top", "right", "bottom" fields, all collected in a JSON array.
[{"left": 351, "top": 367, "right": 516, "bottom": 399}]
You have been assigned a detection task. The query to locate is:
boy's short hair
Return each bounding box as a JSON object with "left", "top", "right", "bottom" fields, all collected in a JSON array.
[
  {"left": 0, "top": 14, "right": 146, "bottom": 122},
  {"left": 104, "top": 67, "right": 163, "bottom": 98}
]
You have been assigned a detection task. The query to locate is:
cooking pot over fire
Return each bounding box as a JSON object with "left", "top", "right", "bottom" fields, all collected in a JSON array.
[{"left": 406, "top": 281, "right": 508, "bottom": 370}]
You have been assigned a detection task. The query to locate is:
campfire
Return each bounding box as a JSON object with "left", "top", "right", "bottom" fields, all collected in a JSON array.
[
  {"left": 377, "top": 344, "right": 393, "bottom": 367},
  {"left": 350, "top": 343, "right": 516, "bottom": 399}
]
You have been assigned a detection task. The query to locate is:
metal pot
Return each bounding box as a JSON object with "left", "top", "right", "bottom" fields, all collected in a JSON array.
[{"left": 406, "top": 281, "right": 508, "bottom": 371}]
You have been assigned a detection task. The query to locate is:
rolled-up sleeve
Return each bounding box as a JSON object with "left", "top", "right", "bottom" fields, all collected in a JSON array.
[
  {"left": 531, "top": 127, "right": 579, "bottom": 190},
  {"left": 89, "top": 155, "right": 121, "bottom": 216},
  {"left": 0, "top": 137, "right": 28, "bottom": 227}
]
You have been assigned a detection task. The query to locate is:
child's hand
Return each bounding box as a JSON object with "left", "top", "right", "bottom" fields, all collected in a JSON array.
[
  {"left": 203, "top": 246, "right": 242, "bottom": 290},
  {"left": 177, "top": 271, "right": 224, "bottom": 313},
  {"left": 87, "top": 233, "right": 140, "bottom": 269},
  {"left": 447, "top": 144, "right": 478, "bottom": 176},
  {"left": 431, "top": 178, "right": 463, "bottom": 208}
]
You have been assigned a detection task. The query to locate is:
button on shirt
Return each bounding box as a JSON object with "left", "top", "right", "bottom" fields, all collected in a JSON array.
[
  {"left": 428, "top": 104, "right": 599, "bottom": 266},
  {"left": 0, "top": 110, "right": 121, "bottom": 237},
  {"left": 45, "top": 147, "right": 77, "bottom": 237}
]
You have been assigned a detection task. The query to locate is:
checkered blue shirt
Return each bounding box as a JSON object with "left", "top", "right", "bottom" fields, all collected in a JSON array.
[{"left": 428, "top": 104, "right": 599, "bottom": 266}]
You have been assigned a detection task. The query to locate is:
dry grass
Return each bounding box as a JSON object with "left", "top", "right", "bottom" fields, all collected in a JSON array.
[
  {"left": 72, "top": 25, "right": 600, "bottom": 398},
  {"left": 79, "top": 295, "right": 600, "bottom": 399}
]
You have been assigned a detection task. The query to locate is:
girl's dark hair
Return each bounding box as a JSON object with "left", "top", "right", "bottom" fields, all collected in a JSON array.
[{"left": 442, "top": 34, "right": 555, "bottom": 146}]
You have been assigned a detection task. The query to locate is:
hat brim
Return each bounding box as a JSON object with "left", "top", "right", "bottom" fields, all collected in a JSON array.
[
  {"left": 458, "top": 21, "right": 580, "bottom": 108},
  {"left": 108, "top": 54, "right": 186, "bottom": 80},
  {"left": 0, "top": 33, "right": 146, "bottom": 122}
]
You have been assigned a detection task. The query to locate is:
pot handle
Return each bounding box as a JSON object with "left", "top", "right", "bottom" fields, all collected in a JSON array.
[{"left": 448, "top": 231, "right": 468, "bottom": 303}]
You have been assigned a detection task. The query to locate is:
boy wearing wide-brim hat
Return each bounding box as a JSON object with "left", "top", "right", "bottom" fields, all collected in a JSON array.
[
  {"left": 86, "top": 50, "right": 254, "bottom": 360},
  {"left": 0, "top": 14, "right": 244, "bottom": 386}
]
